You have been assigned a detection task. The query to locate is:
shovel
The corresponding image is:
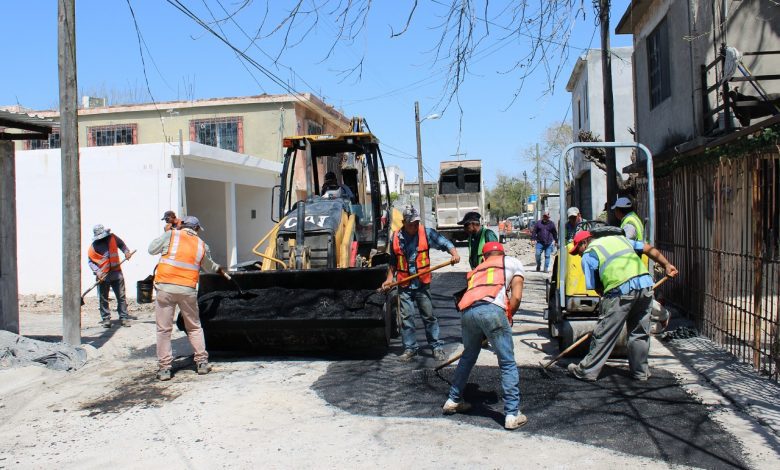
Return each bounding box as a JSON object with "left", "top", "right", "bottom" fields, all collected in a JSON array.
[
  {"left": 538, "top": 275, "right": 673, "bottom": 377},
  {"left": 80, "top": 250, "right": 137, "bottom": 306},
  {"left": 221, "top": 270, "right": 256, "bottom": 299},
  {"left": 378, "top": 259, "right": 457, "bottom": 293}
]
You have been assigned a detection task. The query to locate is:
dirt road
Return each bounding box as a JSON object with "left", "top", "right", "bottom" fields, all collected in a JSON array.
[{"left": 1, "top": 246, "right": 778, "bottom": 469}]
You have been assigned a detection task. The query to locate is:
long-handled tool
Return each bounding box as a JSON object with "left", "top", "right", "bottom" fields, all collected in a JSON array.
[
  {"left": 80, "top": 250, "right": 137, "bottom": 306},
  {"left": 221, "top": 270, "right": 256, "bottom": 299},
  {"left": 434, "top": 339, "right": 488, "bottom": 371},
  {"left": 538, "top": 275, "right": 673, "bottom": 376},
  {"left": 379, "top": 259, "right": 457, "bottom": 292}
]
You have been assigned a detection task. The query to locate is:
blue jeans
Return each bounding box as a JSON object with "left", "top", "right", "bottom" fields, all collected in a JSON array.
[
  {"left": 399, "top": 285, "right": 443, "bottom": 351},
  {"left": 535, "top": 242, "right": 553, "bottom": 271},
  {"left": 448, "top": 302, "right": 520, "bottom": 416},
  {"left": 98, "top": 277, "right": 129, "bottom": 320}
]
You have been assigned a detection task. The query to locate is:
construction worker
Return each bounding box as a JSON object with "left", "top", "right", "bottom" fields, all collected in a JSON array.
[
  {"left": 458, "top": 211, "right": 498, "bottom": 269},
  {"left": 87, "top": 224, "right": 134, "bottom": 328},
  {"left": 148, "top": 216, "right": 223, "bottom": 381},
  {"left": 161, "top": 210, "right": 181, "bottom": 232},
  {"left": 321, "top": 171, "right": 356, "bottom": 203},
  {"left": 497, "top": 220, "right": 507, "bottom": 243},
  {"left": 530, "top": 210, "right": 558, "bottom": 272},
  {"left": 443, "top": 241, "right": 527, "bottom": 430},
  {"left": 564, "top": 206, "right": 582, "bottom": 241},
  {"left": 612, "top": 197, "right": 644, "bottom": 241},
  {"left": 567, "top": 230, "right": 678, "bottom": 382},
  {"left": 381, "top": 206, "right": 460, "bottom": 362}
]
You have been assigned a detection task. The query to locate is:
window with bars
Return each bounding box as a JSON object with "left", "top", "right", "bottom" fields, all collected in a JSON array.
[
  {"left": 647, "top": 17, "right": 671, "bottom": 109},
  {"left": 87, "top": 124, "right": 137, "bottom": 146},
  {"left": 307, "top": 120, "right": 323, "bottom": 135},
  {"left": 25, "top": 128, "right": 61, "bottom": 149},
  {"left": 189, "top": 117, "right": 243, "bottom": 153}
]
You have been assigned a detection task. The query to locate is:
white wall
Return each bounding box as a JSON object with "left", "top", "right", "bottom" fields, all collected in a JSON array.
[
  {"left": 235, "top": 185, "right": 273, "bottom": 263},
  {"left": 185, "top": 177, "right": 228, "bottom": 266},
  {"left": 15, "top": 143, "right": 181, "bottom": 295},
  {"left": 15, "top": 142, "right": 281, "bottom": 296}
]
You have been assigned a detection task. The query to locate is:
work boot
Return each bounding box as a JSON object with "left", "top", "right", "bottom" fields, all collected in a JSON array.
[
  {"left": 120, "top": 319, "right": 131, "bottom": 327},
  {"left": 442, "top": 399, "right": 471, "bottom": 415},
  {"left": 433, "top": 348, "right": 447, "bottom": 361},
  {"left": 535, "top": 264, "right": 541, "bottom": 272},
  {"left": 567, "top": 363, "right": 597, "bottom": 382},
  {"left": 156, "top": 368, "right": 172, "bottom": 381},
  {"left": 504, "top": 413, "right": 528, "bottom": 430},
  {"left": 398, "top": 349, "right": 417, "bottom": 362},
  {"left": 100, "top": 319, "right": 112, "bottom": 328},
  {"left": 196, "top": 362, "right": 212, "bottom": 375}
]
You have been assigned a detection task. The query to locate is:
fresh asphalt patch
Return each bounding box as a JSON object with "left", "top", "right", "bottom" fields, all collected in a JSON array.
[{"left": 313, "top": 272, "right": 749, "bottom": 469}]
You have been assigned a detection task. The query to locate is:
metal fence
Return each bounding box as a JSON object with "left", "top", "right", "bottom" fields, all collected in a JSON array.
[{"left": 639, "top": 150, "right": 780, "bottom": 381}]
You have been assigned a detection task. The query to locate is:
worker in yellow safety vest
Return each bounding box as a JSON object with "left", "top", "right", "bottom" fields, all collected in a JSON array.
[
  {"left": 612, "top": 197, "right": 644, "bottom": 241},
  {"left": 443, "top": 241, "right": 528, "bottom": 430},
  {"left": 567, "top": 231, "right": 678, "bottom": 382},
  {"left": 148, "top": 215, "right": 224, "bottom": 381}
]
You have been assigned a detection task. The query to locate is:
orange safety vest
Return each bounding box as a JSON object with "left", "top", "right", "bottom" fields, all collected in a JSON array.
[
  {"left": 88, "top": 235, "right": 121, "bottom": 278},
  {"left": 392, "top": 226, "right": 431, "bottom": 287},
  {"left": 154, "top": 230, "right": 206, "bottom": 288},
  {"left": 457, "top": 255, "right": 513, "bottom": 323}
]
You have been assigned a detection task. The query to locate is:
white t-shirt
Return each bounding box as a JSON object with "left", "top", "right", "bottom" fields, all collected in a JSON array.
[{"left": 490, "top": 256, "right": 526, "bottom": 309}]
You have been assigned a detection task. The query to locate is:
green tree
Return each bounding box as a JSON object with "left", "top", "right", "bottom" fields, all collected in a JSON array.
[{"left": 486, "top": 174, "right": 533, "bottom": 220}]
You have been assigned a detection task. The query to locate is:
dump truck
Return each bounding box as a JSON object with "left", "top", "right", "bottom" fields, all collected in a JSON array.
[
  {"left": 434, "top": 159, "right": 485, "bottom": 241},
  {"left": 190, "top": 118, "right": 397, "bottom": 352}
]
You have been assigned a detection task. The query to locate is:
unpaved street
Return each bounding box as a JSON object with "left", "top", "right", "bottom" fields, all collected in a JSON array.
[{"left": 1, "top": 246, "right": 779, "bottom": 469}]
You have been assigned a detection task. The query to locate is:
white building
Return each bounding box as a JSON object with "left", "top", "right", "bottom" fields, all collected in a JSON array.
[
  {"left": 381, "top": 165, "right": 404, "bottom": 194},
  {"left": 15, "top": 142, "right": 281, "bottom": 295},
  {"left": 565, "top": 47, "right": 635, "bottom": 219}
]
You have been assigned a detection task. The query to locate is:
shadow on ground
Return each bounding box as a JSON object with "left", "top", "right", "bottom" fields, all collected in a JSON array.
[
  {"left": 313, "top": 361, "right": 748, "bottom": 469},
  {"left": 313, "top": 272, "right": 749, "bottom": 469}
]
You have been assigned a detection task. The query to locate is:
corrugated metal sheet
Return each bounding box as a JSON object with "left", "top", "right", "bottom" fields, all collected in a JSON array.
[{"left": 0, "top": 109, "right": 59, "bottom": 130}]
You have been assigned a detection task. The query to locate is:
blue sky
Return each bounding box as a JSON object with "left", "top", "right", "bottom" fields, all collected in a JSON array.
[{"left": 0, "top": 0, "right": 632, "bottom": 187}]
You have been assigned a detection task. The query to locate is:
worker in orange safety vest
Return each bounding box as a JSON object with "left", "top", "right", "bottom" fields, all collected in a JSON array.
[
  {"left": 148, "top": 215, "right": 223, "bottom": 381},
  {"left": 87, "top": 224, "right": 134, "bottom": 328},
  {"left": 443, "top": 241, "right": 528, "bottom": 430},
  {"left": 381, "top": 206, "right": 460, "bottom": 363}
]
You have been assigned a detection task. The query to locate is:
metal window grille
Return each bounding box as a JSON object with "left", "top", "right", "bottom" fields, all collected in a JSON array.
[
  {"left": 26, "top": 128, "right": 61, "bottom": 149},
  {"left": 191, "top": 117, "right": 242, "bottom": 152},
  {"left": 647, "top": 18, "right": 671, "bottom": 109},
  {"left": 88, "top": 124, "right": 137, "bottom": 147}
]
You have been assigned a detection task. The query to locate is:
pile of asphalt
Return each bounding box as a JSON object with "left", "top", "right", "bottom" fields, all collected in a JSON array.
[
  {"left": 0, "top": 330, "right": 87, "bottom": 371},
  {"left": 198, "top": 288, "right": 386, "bottom": 321},
  {"left": 313, "top": 359, "right": 748, "bottom": 468},
  {"left": 662, "top": 326, "right": 700, "bottom": 341}
]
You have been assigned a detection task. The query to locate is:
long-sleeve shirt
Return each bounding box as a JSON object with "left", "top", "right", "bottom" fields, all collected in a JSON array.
[
  {"left": 389, "top": 227, "right": 454, "bottom": 290},
  {"left": 87, "top": 235, "right": 130, "bottom": 282},
  {"left": 148, "top": 229, "right": 221, "bottom": 294},
  {"left": 581, "top": 238, "right": 654, "bottom": 297},
  {"left": 532, "top": 219, "right": 558, "bottom": 246}
]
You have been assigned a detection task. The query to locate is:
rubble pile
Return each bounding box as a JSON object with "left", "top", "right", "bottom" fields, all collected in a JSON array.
[
  {"left": 0, "top": 331, "right": 87, "bottom": 371},
  {"left": 503, "top": 239, "right": 536, "bottom": 262},
  {"left": 18, "top": 294, "right": 155, "bottom": 314},
  {"left": 661, "top": 326, "right": 699, "bottom": 341}
]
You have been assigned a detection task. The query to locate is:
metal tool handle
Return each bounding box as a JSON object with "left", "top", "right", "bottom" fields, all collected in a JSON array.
[{"left": 382, "top": 259, "right": 456, "bottom": 291}]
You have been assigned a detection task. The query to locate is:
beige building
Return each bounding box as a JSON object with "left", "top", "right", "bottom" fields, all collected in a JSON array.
[{"left": 11, "top": 94, "right": 349, "bottom": 295}]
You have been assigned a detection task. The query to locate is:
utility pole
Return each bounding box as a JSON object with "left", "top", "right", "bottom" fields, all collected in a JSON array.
[
  {"left": 599, "top": 0, "right": 619, "bottom": 225},
  {"left": 414, "top": 101, "right": 425, "bottom": 220},
  {"left": 59, "top": 0, "right": 82, "bottom": 345},
  {"left": 535, "top": 143, "right": 541, "bottom": 218}
]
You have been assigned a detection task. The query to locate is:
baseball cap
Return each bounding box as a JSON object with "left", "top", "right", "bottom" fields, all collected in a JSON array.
[
  {"left": 569, "top": 230, "right": 592, "bottom": 255},
  {"left": 161, "top": 210, "right": 176, "bottom": 221},
  {"left": 457, "top": 211, "right": 482, "bottom": 225},
  {"left": 402, "top": 206, "right": 421, "bottom": 223},
  {"left": 482, "top": 241, "right": 505, "bottom": 256},
  {"left": 567, "top": 207, "right": 580, "bottom": 218},
  {"left": 611, "top": 197, "right": 633, "bottom": 210},
  {"left": 181, "top": 215, "right": 205, "bottom": 231}
]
